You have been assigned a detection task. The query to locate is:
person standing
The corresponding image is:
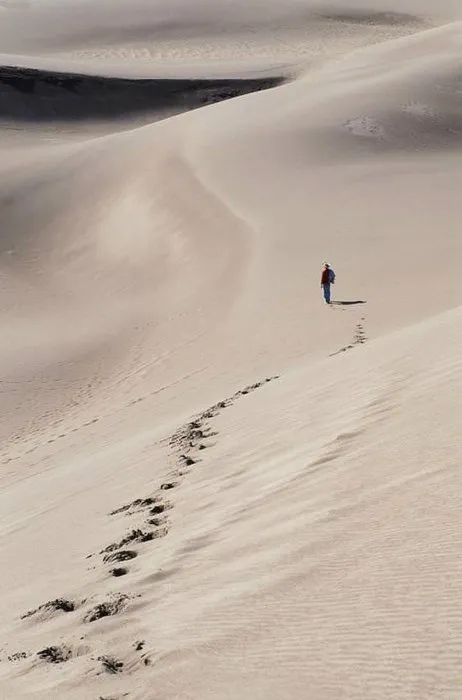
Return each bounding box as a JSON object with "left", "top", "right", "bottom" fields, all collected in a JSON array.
[{"left": 321, "top": 262, "right": 335, "bottom": 304}]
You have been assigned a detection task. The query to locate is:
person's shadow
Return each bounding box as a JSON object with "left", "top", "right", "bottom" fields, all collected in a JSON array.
[{"left": 331, "top": 300, "right": 366, "bottom": 306}]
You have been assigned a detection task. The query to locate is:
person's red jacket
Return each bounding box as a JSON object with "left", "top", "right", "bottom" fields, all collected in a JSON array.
[{"left": 321, "top": 268, "right": 331, "bottom": 285}]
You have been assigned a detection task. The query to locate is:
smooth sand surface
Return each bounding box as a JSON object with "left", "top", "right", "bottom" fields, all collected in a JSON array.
[{"left": 1, "top": 1, "right": 461, "bottom": 698}]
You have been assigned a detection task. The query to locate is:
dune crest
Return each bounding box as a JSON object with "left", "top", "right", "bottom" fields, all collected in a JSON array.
[{"left": 1, "top": 1, "right": 462, "bottom": 698}]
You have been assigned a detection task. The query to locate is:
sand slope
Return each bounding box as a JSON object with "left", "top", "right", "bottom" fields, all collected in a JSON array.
[
  {"left": 1, "top": 1, "right": 462, "bottom": 698},
  {"left": 2, "top": 309, "right": 461, "bottom": 699}
]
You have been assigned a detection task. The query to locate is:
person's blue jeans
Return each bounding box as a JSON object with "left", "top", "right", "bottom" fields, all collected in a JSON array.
[{"left": 322, "top": 284, "right": 331, "bottom": 304}]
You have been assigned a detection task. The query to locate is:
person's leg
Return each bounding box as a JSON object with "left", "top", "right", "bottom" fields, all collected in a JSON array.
[{"left": 323, "top": 284, "right": 331, "bottom": 304}]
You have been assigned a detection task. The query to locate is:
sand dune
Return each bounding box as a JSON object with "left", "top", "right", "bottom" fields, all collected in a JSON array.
[
  {"left": 1, "top": 1, "right": 462, "bottom": 698},
  {"left": 0, "top": 64, "right": 284, "bottom": 123}
]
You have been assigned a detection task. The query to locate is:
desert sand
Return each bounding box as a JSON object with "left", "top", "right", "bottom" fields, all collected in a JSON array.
[{"left": 1, "top": 1, "right": 461, "bottom": 698}]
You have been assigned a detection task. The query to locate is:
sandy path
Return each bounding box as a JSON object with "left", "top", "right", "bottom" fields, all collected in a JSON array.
[{"left": 1, "top": 2, "right": 461, "bottom": 698}]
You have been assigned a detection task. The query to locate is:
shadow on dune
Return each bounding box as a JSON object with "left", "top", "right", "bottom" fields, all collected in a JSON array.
[
  {"left": 0, "top": 65, "right": 285, "bottom": 124},
  {"left": 314, "top": 10, "right": 423, "bottom": 27},
  {"left": 331, "top": 301, "right": 367, "bottom": 306}
]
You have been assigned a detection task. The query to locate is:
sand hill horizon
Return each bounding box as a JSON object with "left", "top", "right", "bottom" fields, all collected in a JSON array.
[{"left": 1, "top": 2, "right": 461, "bottom": 698}]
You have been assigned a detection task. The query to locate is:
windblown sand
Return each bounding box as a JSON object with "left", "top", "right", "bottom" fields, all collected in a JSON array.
[{"left": 1, "top": 1, "right": 461, "bottom": 698}]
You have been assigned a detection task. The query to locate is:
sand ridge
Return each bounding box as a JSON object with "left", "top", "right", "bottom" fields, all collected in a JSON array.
[
  {"left": 1, "top": 1, "right": 462, "bottom": 698},
  {"left": 1, "top": 376, "right": 279, "bottom": 698}
]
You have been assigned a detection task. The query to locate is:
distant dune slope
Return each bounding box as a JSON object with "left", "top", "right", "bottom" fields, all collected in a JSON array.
[
  {"left": 1, "top": 3, "right": 462, "bottom": 699},
  {"left": 1, "top": 20, "right": 461, "bottom": 450},
  {"left": 0, "top": 65, "right": 284, "bottom": 122}
]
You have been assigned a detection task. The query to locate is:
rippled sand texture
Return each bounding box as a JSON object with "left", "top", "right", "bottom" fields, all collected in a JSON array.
[{"left": 1, "top": 1, "right": 461, "bottom": 699}]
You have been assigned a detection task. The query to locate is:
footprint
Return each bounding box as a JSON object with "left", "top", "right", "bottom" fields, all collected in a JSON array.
[
  {"left": 21, "top": 598, "right": 75, "bottom": 620},
  {"left": 103, "top": 550, "right": 138, "bottom": 564},
  {"left": 331, "top": 320, "right": 367, "bottom": 356},
  {"left": 83, "top": 594, "right": 128, "bottom": 623},
  {"left": 149, "top": 503, "right": 170, "bottom": 516},
  {"left": 101, "top": 529, "right": 158, "bottom": 555},
  {"left": 37, "top": 645, "right": 72, "bottom": 664},
  {"left": 145, "top": 515, "right": 166, "bottom": 527},
  {"left": 8, "top": 651, "right": 29, "bottom": 662},
  {"left": 98, "top": 655, "right": 124, "bottom": 674},
  {"left": 145, "top": 523, "right": 168, "bottom": 537},
  {"left": 180, "top": 455, "right": 196, "bottom": 466},
  {"left": 109, "top": 497, "right": 157, "bottom": 516}
]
